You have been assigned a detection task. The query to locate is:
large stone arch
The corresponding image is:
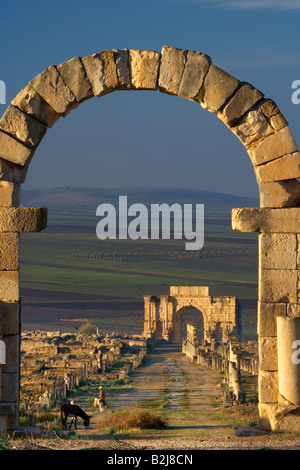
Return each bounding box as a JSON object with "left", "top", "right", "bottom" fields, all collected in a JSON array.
[
  {"left": 174, "top": 303, "right": 207, "bottom": 343},
  {"left": 144, "top": 286, "right": 241, "bottom": 344},
  {"left": 0, "top": 46, "right": 300, "bottom": 433}
]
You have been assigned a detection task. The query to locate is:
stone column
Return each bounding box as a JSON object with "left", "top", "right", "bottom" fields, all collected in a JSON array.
[
  {"left": 143, "top": 295, "right": 152, "bottom": 338},
  {"left": 277, "top": 317, "right": 300, "bottom": 405},
  {"left": 160, "top": 296, "right": 169, "bottom": 341},
  {"left": 0, "top": 206, "right": 47, "bottom": 433},
  {"left": 232, "top": 207, "right": 300, "bottom": 432}
]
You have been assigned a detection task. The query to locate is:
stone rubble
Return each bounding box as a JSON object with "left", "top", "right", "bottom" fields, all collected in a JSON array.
[{"left": 19, "top": 329, "right": 149, "bottom": 413}]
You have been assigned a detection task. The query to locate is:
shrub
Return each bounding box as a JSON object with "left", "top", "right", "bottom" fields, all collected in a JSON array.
[
  {"left": 78, "top": 322, "right": 97, "bottom": 335},
  {"left": 248, "top": 419, "right": 258, "bottom": 427},
  {"left": 0, "top": 434, "right": 12, "bottom": 450},
  {"left": 98, "top": 408, "right": 166, "bottom": 433},
  {"left": 37, "top": 412, "right": 59, "bottom": 424},
  {"left": 19, "top": 408, "right": 36, "bottom": 427},
  {"left": 107, "top": 426, "right": 116, "bottom": 435}
]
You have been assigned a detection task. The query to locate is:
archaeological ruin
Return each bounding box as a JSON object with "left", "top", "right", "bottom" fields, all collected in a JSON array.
[
  {"left": 143, "top": 285, "right": 242, "bottom": 343},
  {"left": 20, "top": 329, "right": 148, "bottom": 414},
  {"left": 182, "top": 321, "right": 258, "bottom": 405},
  {"left": 0, "top": 46, "right": 300, "bottom": 433}
]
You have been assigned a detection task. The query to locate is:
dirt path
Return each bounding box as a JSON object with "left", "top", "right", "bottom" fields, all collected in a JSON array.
[
  {"left": 11, "top": 342, "right": 300, "bottom": 450},
  {"left": 108, "top": 342, "right": 221, "bottom": 412},
  {"left": 75, "top": 343, "right": 300, "bottom": 449}
]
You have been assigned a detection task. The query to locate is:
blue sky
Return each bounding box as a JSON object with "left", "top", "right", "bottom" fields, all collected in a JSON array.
[{"left": 1, "top": 0, "right": 299, "bottom": 197}]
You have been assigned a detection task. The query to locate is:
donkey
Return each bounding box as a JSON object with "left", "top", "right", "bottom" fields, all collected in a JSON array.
[
  {"left": 93, "top": 397, "right": 105, "bottom": 413},
  {"left": 60, "top": 404, "right": 91, "bottom": 430}
]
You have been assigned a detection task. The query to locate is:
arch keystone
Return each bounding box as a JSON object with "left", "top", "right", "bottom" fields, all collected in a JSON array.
[
  {"left": 159, "top": 46, "right": 187, "bottom": 96},
  {"left": 129, "top": 49, "right": 161, "bottom": 90}
]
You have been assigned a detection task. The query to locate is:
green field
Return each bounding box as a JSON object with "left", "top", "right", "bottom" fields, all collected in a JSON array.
[{"left": 19, "top": 208, "right": 258, "bottom": 338}]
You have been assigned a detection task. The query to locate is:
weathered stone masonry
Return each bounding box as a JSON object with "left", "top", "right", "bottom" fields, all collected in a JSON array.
[
  {"left": 182, "top": 322, "right": 258, "bottom": 404},
  {"left": 0, "top": 45, "right": 299, "bottom": 432},
  {"left": 143, "top": 285, "right": 241, "bottom": 343}
]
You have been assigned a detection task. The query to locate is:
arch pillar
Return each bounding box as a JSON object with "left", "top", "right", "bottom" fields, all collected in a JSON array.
[
  {"left": 0, "top": 207, "right": 47, "bottom": 433},
  {"left": 232, "top": 207, "right": 300, "bottom": 431},
  {"left": 159, "top": 295, "right": 171, "bottom": 341}
]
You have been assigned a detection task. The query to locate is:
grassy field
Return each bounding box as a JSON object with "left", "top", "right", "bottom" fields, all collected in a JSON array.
[{"left": 19, "top": 208, "right": 258, "bottom": 339}]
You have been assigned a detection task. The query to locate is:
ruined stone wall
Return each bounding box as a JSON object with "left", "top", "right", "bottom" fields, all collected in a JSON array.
[
  {"left": 20, "top": 331, "right": 148, "bottom": 413},
  {"left": 182, "top": 323, "right": 258, "bottom": 403}
]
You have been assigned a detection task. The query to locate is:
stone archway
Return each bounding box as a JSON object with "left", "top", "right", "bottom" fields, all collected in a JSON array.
[
  {"left": 174, "top": 305, "right": 205, "bottom": 344},
  {"left": 143, "top": 286, "right": 241, "bottom": 343},
  {"left": 0, "top": 45, "right": 300, "bottom": 433}
]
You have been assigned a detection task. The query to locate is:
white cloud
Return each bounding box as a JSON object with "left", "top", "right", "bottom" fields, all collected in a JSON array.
[
  {"left": 181, "top": 0, "right": 300, "bottom": 11},
  {"left": 217, "top": 51, "right": 300, "bottom": 70},
  {"left": 228, "top": 0, "right": 300, "bottom": 10}
]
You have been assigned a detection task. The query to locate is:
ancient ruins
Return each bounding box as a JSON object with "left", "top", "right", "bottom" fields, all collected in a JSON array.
[
  {"left": 0, "top": 45, "right": 300, "bottom": 433},
  {"left": 182, "top": 321, "right": 258, "bottom": 404},
  {"left": 20, "top": 329, "right": 148, "bottom": 414},
  {"left": 143, "top": 286, "right": 241, "bottom": 343}
]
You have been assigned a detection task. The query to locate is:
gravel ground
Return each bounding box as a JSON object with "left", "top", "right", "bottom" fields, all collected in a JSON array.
[{"left": 9, "top": 435, "right": 300, "bottom": 451}]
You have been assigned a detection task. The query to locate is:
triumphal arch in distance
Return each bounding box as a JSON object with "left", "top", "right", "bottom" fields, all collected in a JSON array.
[
  {"left": 0, "top": 45, "right": 300, "bottom": 433},
  {"left": 143, "top": 286, "right": 242, "bottom": 344}
]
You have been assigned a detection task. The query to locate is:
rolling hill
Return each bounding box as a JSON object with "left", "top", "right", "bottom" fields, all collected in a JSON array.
[{"left": 21, "top": 186, "right": 259, "bottom": 219}]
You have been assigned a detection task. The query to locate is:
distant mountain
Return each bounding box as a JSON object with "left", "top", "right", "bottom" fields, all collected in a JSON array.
[{"left": 20, "top": 187, "right": 259, "bottom": 217}]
